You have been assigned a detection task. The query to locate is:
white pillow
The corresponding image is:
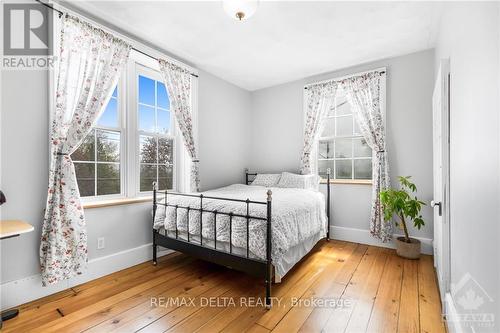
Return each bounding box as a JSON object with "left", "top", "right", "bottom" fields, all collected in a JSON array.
[
  {"left": 276, "top": 172, "right": 320, "bottom": 190},
  {"left": 251, "top": 174, "right": 281, "bottom": 187}
]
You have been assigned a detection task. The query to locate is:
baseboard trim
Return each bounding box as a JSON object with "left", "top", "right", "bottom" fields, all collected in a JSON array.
[
  {"left": 0, "top": 243, "right": 172, "bottom": 310},
  {"left": 330, "top": 225, "right": 433, "bottom": 255},
  {"left": 445, "top": 292, "right": 463, "bottom": 333}
]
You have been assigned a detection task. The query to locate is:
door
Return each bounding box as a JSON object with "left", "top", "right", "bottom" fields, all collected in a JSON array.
[{"left": 432, "top": 59, "right": 451, "bottom": 306}]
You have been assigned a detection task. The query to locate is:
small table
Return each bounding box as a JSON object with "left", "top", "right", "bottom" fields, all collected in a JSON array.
[
  {"left": 0, "top": 220, "right": 34, "bottom": 326},
  {"left": 0, "top": 220, "right": 34, "bottom": 240}
]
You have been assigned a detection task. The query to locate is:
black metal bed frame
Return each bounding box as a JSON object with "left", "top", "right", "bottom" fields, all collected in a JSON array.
[{"left": 152, "top": 169, "right": 331, "bottom": 308}]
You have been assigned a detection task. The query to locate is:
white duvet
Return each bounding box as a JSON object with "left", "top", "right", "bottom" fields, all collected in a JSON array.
[{"left": 153, "top": 184, "right": 327, "bottom": 263}]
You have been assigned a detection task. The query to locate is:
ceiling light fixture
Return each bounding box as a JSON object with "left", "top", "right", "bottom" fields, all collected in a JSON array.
[{"left": 223, "top": 0, "right": 259, "bottom": 21}]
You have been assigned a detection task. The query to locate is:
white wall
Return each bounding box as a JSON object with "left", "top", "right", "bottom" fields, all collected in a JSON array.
[
  {"left": 434, "top": 3, "right": 500, "bottom": 332},
  {"left": 198, "top": 71, "right": 252, "bottom": 190},
  {"left": 250, "top": 50, "right": 435, "bottom": 244},
  {"left": 1, "top": 69, "right": 50, "bottom": 282},
  {"left": 0, "top": 67, "right": 252, "bottom": 289}
]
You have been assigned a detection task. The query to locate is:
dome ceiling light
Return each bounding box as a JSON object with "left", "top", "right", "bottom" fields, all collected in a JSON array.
[{"left": 223, "top": 0, "right": 259, "bottom": 21}]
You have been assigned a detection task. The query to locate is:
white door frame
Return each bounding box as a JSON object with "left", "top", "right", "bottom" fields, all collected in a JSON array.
[{"left": 432, "top": 59, "right": 451, "bottom": 306}]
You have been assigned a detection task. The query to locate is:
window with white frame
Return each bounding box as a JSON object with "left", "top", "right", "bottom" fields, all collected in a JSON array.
[
  {"left": 318, "top": 85, "right": 374, "bottom": 181},
  {"left": 72, "top": 87, "right": 123, "bottom": 197},
  {"left": 69, "top": 50, "right": 195, "bottom": 200},
  {"left": 136, "top": 67, "right": 175, "bottom": 192}
]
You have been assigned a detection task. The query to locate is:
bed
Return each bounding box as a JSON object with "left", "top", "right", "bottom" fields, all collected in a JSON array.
[{"left": 152, "top": 169, "right": 331, "bottom": 308}]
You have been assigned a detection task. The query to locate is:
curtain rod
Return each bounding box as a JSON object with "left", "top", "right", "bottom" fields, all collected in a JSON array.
[
  {"left": 304, "top": 68, "right": 386, "bottom": 90},
  {"left": 35, "top": 0, "right": 199, "bottom": 78}
]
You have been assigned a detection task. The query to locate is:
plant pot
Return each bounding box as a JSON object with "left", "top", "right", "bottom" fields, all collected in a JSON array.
[{"left": 395, "top": 237, "right": 421, "bottom": 259}]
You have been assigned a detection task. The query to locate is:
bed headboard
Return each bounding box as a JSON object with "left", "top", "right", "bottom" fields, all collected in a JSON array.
[{"left": 244, "top": 168, "right": 258, "bottom": 185}]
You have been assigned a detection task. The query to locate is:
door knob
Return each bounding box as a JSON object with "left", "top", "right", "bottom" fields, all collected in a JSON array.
[{"left": 431, "top": 200, "right": 442, "bottom": 216}]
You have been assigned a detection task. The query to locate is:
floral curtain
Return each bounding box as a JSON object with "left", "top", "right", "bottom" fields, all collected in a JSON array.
[
  {"left": 40, "top": 14, "right": 131, "bottom": 285},
  {"left": 343, "top": 72, "right": 391, "bottom": 242},
  {"left": 299, "top": 82, "right": 338, "bottom": 174},
  {"left": 158, "top": 59, "right": 199, "bottom": 192}
]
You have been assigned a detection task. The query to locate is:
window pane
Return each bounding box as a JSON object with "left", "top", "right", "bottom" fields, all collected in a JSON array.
[
  {"left": 327, "top": 104, "right": 335, "bottom": 117},
  {"left": 157, "top": 82, "right": 169, "bottom": 109},
  {"left": 319, "top": 140, "right": 334, "bottom": 159},
  {"left": 140, "top": 136, "right": 157, "bottom": 163},
  {"left": 97, "top": 130, "right": 120, "bottom": 162},
  {"left": 336, "top": 115, "right": 353, "bottom": 136},
  {"left": 335, "top": 96, "right": 351, "bottom": 116},
  {"left": 334, "top": 87, "right": 350, "bottom": 116},
  {"left": 336, "top": 160, "right": 352, "bottom": 179},
  {"left": 98, "top": 97, "right": 118, "bottom": 128},
  {"left": 140, "top": 164, "right": 157, "bottom": 192},
  {"left": 353, "top": 137, "right": 372, "bottom": 158},
  {"left": 353, "top": 119, "right": 361, "bottom": 135},
  {"left": 157, "top": 110, "right": 171, "bottom": 135},
  {"left": 139, "top": 75, "right": 155, "bottom": 105},
  {"left": 335, "top": 138, "right": 352, "bottom": 158},
  {"left": 354, "top": 159, "right": 372, "bottom": 180},
  {"left": 74, "top": 163, "right": 95, "bottom": 197},
  {"left": 138, "top": 105, "right": 155, "bottom": 132},
  {"left": 72, "top": 130, "right": 95, "bottom": 161},
  {"left": 158, "top": 165, "right": 173, "bottom": 190},
  {"left": 97, "top": 163, "right": 120, "bottom": 195},
  {"left": 158, "top": 137, "right": 174, "bottom": 164},
  {"left": 321, "top": 117, "right": 335, "bottom": 137},
  {"left": 112, "top": 86, "right": 118, "bottom": 98},
  {"left": 318, "top": 160, "right": 334, "bottom": 178}
]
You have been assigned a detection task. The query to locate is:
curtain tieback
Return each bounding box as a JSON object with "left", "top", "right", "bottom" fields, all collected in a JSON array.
[
  {"left": 56, "top": 151, "right": 69, "bottom": 157},
  {"left": 192, "top": 159, "right": 200, "bottom": 163}
]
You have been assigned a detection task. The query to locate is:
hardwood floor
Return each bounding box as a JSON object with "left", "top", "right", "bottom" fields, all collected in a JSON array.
[{"left": 2, "top": 241, "right": 447, "bottom": 333}]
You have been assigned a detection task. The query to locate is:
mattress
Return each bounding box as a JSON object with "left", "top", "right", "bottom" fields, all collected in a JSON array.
[{"left": 153, "top": 184, "right": 327, "bottom": 276}]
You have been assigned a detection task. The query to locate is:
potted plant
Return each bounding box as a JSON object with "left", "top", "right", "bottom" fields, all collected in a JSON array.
[{"left": 380, "top": 176, "right": 426, "bottom": 259}]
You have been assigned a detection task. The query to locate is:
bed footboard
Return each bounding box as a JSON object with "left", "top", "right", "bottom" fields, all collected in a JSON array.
[{"left": 152, "top": 183, "right": 274, "bottom": 308}]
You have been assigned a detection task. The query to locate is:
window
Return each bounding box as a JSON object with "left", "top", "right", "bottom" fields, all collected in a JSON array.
[
  {"left": 137, "top": 71, "right": 175, "bottom": 192},
  {"left": 66, "top": 50, "right": 196, "bottom": 202},
  {"left": 318, "top": 86, "right": 373, "bottom": 181},
  {"left": 72, "top": 87, "right": 123, "bottom": 197}
]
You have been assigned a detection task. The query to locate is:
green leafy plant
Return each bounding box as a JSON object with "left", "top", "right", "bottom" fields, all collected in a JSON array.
[{"left": 380, "top": 176, "right": 426, "bottom": 243}]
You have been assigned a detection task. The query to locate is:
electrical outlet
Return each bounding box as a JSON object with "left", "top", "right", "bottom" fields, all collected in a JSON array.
[{"left": 97, "top": 237, "right": 105, "bottom": 250}]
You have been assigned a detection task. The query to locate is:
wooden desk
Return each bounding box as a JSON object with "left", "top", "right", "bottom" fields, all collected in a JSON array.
[
  {"left": 0, "top": 220, "right": 34, "bottom": 325},
  {"left": 0, "top": 220, "right": 34, "bottom": 240}
]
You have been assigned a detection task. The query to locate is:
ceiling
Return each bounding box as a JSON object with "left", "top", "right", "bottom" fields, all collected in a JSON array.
[{"left": 65, "top": 1, "right": 444, "bottom": 91}]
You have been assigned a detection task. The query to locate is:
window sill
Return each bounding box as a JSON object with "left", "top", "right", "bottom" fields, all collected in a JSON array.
[
  {"left": 320, "top": 179, "right": 372, "bottom": 185},
  {"left": 83, "top": 197, "right": 152, "bottom": 209}
]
